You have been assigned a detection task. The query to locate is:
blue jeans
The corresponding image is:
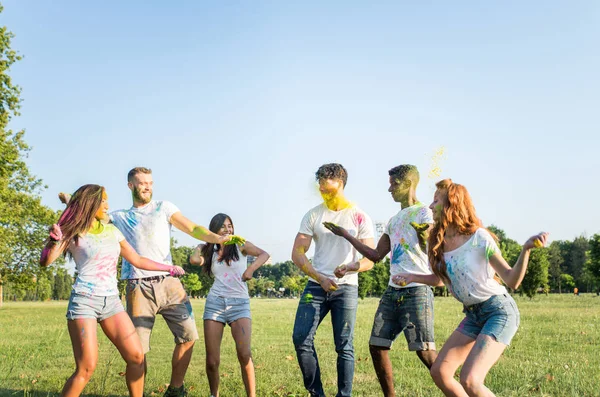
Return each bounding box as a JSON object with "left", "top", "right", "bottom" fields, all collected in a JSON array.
[{"left": 292, "top": 281, "right": 358, "bottom": 397}]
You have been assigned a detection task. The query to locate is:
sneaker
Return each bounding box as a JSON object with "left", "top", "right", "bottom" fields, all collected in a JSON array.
[{"left": 163, "top": 385, "right": 187, "bottom": 397}]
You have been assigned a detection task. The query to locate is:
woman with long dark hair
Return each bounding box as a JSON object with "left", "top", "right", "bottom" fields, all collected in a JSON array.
[
  {"left": 393, "top": 179, "right": 547, "bottom": 397},
  {"left": 40, "top": 184, "right": 185, "bottom": 397},
  {"left": 190, "top": 213, "right": 269, "bottom": 397}
]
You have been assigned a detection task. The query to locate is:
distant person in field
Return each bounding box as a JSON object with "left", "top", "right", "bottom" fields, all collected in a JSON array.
[
  {"left": 41, "top": 184, "right": 185, "bottom": 397},
  {"left": 190, "top": 213, "right": 270, "bottom": 397},
  {"left": 59, "top": 167, "right": 244, "bottom": 397},
  {"left": 394, "top": 179, "right": 548, "bottom": 397},
  {"left": 325, "top": 164, "right": 437, "bottom": 397},
  {"left": 291, "top": 163, "right": 375, "bottom": 397}
]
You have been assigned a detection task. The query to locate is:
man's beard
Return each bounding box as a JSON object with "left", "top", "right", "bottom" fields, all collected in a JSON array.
[{"left": 133, "top": 187, "right": 152, "bottom": 204}]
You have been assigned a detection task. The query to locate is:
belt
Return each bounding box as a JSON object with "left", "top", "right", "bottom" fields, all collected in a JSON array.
[{"left": 129, "top": 275, "right": 169, "bottom": 283}]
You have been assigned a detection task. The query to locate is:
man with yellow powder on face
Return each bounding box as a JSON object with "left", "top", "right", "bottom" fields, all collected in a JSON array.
[
  {"left": 325, "top": 164, "right": 437, "bottom": 397},
  {"left": 291, "top": 163, "right": 375, "bottom": 397},
  {"left": 60, "top": 167, "right": 241, "bottom": 397}
]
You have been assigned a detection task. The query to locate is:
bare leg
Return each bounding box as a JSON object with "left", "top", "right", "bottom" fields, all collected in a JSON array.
[
  {"left": 429, "top": 331, "right": 474, "bottom": 397},
  {"left": 61, "top": 319, "right": 98, "bottom": 397},
  {"left": 459, "top": 335, "right": 507, "bottom": 397},
  {"left": 170, "top": 340, "right": 195, "bottom": 388},
  {"left": 230, "top": 318, "right": 255, "bottom": 397},
  {"left": 100, "top": 312, "right": 145, "bottom": 397},
  {"left": 204, "top": 320, "right": 225, "bottom": 397},
  {"left": 416, "top": 350, "right": 438, "bottom": 369},
  {"left": 369, "top": 345, "right": 395, "bottom": 397}
]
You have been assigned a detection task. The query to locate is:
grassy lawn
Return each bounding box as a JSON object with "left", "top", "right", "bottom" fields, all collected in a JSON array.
[{"left": 0, "top": 294, "right": 598, "bottom": 396}]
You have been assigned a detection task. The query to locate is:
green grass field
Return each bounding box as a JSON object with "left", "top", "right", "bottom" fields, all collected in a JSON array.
[{"left": 1, "top": 295, "right": 599, "bottom": 397}]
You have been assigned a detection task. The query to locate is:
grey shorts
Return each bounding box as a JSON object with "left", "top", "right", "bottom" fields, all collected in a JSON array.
[
  {"left": 457, "top": 293, "right": 520, "bottom": 346},
  {"left": 126, "top": 275, "right": 199, "bottom": 353},
  {"left": 66, "top": 292, "right": 124, "bottom": 321},
  {"left": 203, "top": 295, "right": 251, "bottom": 325},
  {"left": 369, "top": 285, "right": 436, "bottom": 351}
]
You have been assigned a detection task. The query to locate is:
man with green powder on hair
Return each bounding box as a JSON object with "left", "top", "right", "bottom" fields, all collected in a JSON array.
[
  {"left": 59, "top": 166, "right": 243, "bottom": 397},
  {"left": 324, "top": 164, "right": 437, "bottom": 397}
]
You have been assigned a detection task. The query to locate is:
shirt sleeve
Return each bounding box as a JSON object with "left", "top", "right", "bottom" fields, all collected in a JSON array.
[
  {"left": 162, "top": 201, "right": 181, "bottom": 222},
  {"left": 419, "top": 206, "right": 434, "bottom": 225},
  {"left": 112, "top": 225, "right": 126, "bottom": 243},
  {"left": 357, "top": 210, "right": 375, "bottom": 239},
  {"left": 298, "top": 209, "right": 316, "bottom": 236},
  {"left": 481, "top": 229, "right": 500, "bottom": 262}
]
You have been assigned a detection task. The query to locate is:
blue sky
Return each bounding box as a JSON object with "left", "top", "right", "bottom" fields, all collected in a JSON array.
[{"left": 3, "top": 1, "right": 599, "bottom": 263}]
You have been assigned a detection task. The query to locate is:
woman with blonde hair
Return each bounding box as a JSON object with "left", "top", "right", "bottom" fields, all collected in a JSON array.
[{"left": 394, "top": 179, "right": 547, "bottom": 397}]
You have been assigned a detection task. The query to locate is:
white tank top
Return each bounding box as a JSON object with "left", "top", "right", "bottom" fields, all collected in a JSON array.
[{"left": 207, "top": 246, "right": 249, "bottom": 299}]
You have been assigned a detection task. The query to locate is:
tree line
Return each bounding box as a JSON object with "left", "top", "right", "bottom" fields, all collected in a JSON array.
[{"left": 1, "top": 4, "right": 598, "bottom": 304}]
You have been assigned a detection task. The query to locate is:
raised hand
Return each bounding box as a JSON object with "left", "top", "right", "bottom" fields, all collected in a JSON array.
[
  {"left": 58, "top": 192, "right": 71, "bottom": 205},
  {"left": 323, "top": 222, "right": 349, "bottom": 238},
  {"left": 49, "top": 224, "right": 63, "bottom": 242},
  {"left": 525, "top": 232, "right": 549, "bottom": 250},
  {"left": 169, "top": 266, "right": 186, "bottom": 277}
]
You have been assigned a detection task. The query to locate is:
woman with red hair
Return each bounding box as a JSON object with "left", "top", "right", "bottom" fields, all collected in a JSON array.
[{"left": 394, "top": 179, "right": 547, "bottom": 397}]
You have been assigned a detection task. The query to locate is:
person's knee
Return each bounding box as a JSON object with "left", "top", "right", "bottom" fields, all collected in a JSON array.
[
  {"left": 416, "top": 350, "right": 437, "bottom": 368},
  {"left": 459, "top": 371, "right": 483, "bottom": 394},
  {"left": 206, "top": 355, "right": 220, "bottom": 372},
  {"left": 429, "top": 362, "right": 447, "bottom": 387},
  {"left": 178, "top": 340, "right": 195, "bottom": 351},
  {"left": 127, "top": 347, "right": 145, "bottom": 367},
  {"left": 335, "top": 339, "right": 354, "bottom": 358},
  {"left": 369, "top": 344, "right": 386, "bottom": 360},
  {"left": 236, "top": 348, "right": 252, "bottom": 366},
  {"left": 75, "top": 362, "right": 96, "bottom": 380},
  {"left": 292, "top": 329, "right": 310, "bottom": 349}
]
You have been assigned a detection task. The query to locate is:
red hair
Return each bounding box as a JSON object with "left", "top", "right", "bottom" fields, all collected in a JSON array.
[{"left": 428, "top": 179, "right": 497, "bottom": 284}]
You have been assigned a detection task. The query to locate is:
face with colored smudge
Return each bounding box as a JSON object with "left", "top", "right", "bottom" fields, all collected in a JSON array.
[
  {"left": 95, "top": 190, "right": 109, "bottom": 221},
  {"left": 217, "top": 217, "right": 234, "bottom": 237},
  {"left": 388, "top": 176, "right": 410, "bottom": 203},
  {"left": 429, "top": 190, "right": 445, "bottom": 221},
  {"left": 318, "top": 178, "right": 343, "bottom": 200},
  {"left": 128, "top": 173, "right": 153, "bottom": 204}
]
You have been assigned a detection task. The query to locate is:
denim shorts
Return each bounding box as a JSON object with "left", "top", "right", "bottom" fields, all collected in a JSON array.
[
  {"left": 66, "top": 292, "right": 124, "bottom": 321},
  {"left": 457, "top": 293, "right": 520, "bottom": 346},
  {"left": 203, "top": 294, "right": 251, "bottom": 325},
  {"left": 369, "top": 285, "right": 436, "bottom": 351}
]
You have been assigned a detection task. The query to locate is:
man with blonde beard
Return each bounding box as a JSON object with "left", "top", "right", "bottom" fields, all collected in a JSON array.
[{"left": 60, "top": 167, "right": 241, "bottom": 397}]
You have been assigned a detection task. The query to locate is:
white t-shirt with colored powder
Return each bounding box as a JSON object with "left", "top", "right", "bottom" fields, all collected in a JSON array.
[
  {"left": 299, "top": 203, "right": 375, "bottom": 286},
  {"left": 69, "top": 224, "right": 125, "bottom": 296},
  {"left": 386, "top": 203, "right": 433, "bottom": 288},
  {"left": 443, "top": 228, "right": 507, "bottom": 306},
  {"left": 110, "top": 200, "right": 180, "bottom": 279},
  {"left": 208, "top": 246, "right": 249, "bottom": 299}
]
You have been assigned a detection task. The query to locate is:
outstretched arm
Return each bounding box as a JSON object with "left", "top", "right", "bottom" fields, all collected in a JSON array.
[
  {"left": 323, "top": 222, "right": 391, "bottom": 262},
  {"left": 392, "top": 273, "right": 444, "bottom": 287},
  {"left": 120, "top": 240, "right": 185, "bottom": 276},
  {"left": 170, "top": 212, "right": 244, "bottom": 245}
]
